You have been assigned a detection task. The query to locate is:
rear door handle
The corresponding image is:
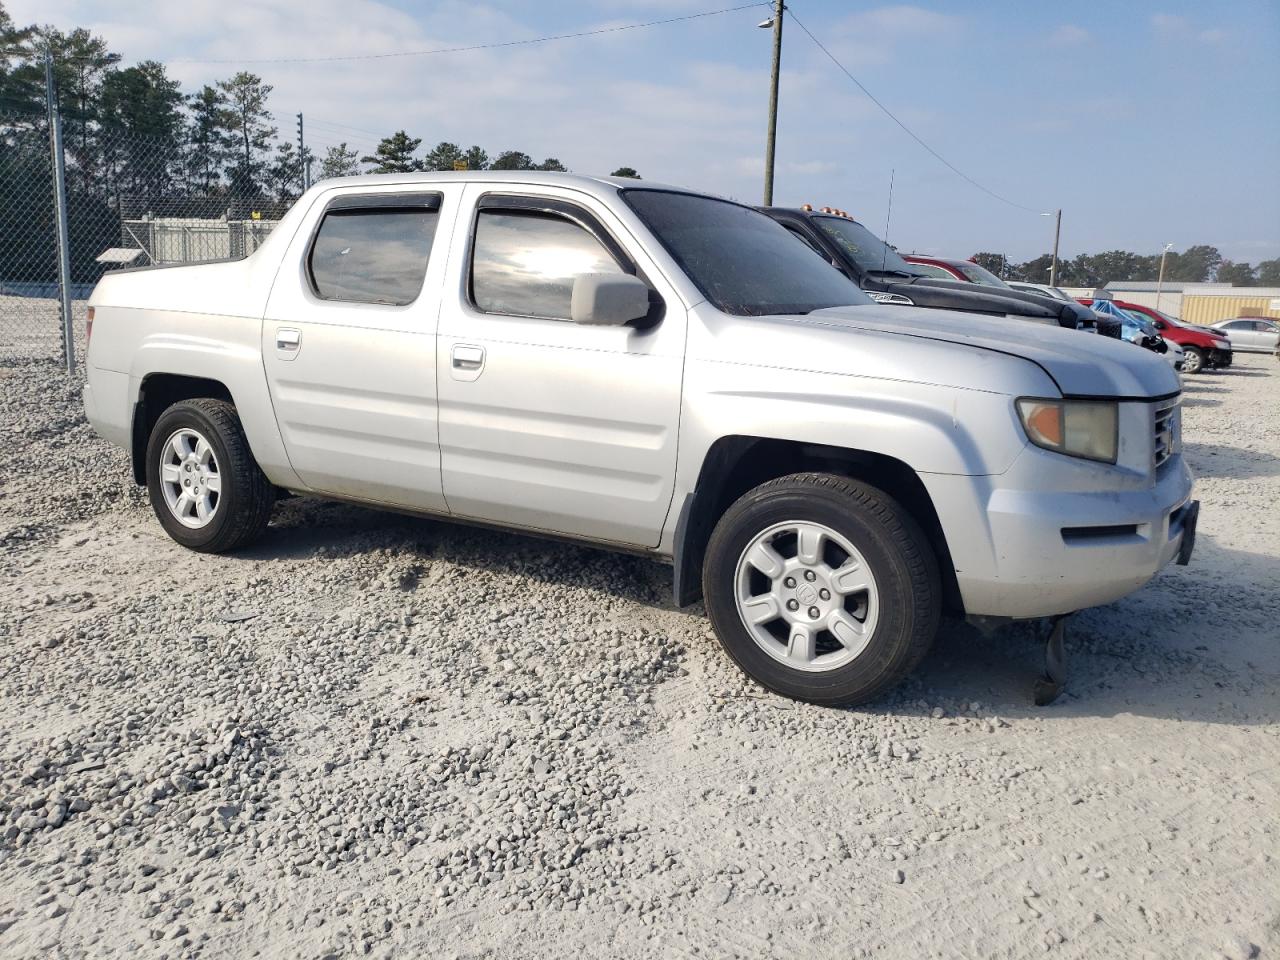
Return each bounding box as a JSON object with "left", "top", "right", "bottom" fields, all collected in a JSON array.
[{"left": 276, "top": 328, "right": 301, "bottom": 358}]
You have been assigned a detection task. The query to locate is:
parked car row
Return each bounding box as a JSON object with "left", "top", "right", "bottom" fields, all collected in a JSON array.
[
  {"left": 761, "top": 206, "right": 1114, "bottom": 336},
  {"left": 787, "top": 218, "right": 1276, "bottom": 376},
  {"left": 1082, "top": 299, "right": 1233, "bottom": 374},
  {"left": 82, "top": 172, "right": 1198, "bottom": 708}
]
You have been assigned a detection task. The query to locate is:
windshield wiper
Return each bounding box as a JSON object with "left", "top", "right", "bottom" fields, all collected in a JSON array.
[{"left": 865, "top": 268, "right": 917, "bottom": 278}]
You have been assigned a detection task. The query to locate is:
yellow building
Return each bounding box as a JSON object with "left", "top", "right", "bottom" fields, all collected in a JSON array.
[
  {"left": 1178, "top": 290, "right": 1280, "bottom": 326},
  {"left": 1073, "top": 282, "right": 1280, "bottom": 326}
]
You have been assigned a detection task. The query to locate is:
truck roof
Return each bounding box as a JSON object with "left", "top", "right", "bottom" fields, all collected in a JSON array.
[{"left": 311, "top": 170, "right": 703, "bottom": 197}]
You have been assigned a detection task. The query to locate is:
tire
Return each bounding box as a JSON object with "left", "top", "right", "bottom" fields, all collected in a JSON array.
[
  {"left": 1181, "top": 346, "right": 1205, "bottom": 375},
  {"left": 145, "top": 398, "right": 274, "bottom": 552},
  {"left": 702, "top": 472, "right": 941, "bottom": 707}
]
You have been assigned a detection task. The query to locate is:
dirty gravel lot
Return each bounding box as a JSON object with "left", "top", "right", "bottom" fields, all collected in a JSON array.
[{"left": 1, "top": 351, "right": 1277, "bottom": 960}]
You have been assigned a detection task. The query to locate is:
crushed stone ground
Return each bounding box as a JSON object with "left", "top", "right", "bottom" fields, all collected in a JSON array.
[{"left": 1, "top": 350, "right": 1277, "bottom": 959}]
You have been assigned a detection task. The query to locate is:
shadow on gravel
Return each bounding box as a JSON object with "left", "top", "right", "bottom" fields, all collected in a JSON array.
[
  {"left": 1180, "top": 396, "right": 1221, "bottom": 409},
  {"left": 913, "top": 532, "right": 1280, "bottom": 725},
  {"left": 1184, "top": 442, "right": 1280, "bottom": 478},
  {"left": 1216, "top": 367, "right": 1271, "bottom": 377},
  {"left": 238, "top": 495, "right": 675, "bottom": 607}
]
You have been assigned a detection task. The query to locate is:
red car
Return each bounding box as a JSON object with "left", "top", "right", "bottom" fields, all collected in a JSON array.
[{"left": 1080, "top": 299, "right": 1232, "bottom": 374}]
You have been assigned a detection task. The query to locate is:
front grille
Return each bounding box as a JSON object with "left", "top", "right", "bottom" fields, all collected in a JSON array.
[{"left": 1153, "top": 397, "right": 1179, "bottom": 469}]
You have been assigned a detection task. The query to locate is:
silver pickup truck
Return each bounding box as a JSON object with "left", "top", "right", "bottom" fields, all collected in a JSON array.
[{"left": 83, "top": 172, "right": 1197, "bottom": 706}]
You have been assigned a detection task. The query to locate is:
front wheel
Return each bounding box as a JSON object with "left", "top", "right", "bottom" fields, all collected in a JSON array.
[
  {"left": 702, "top": 473, "right": 941, "bottom": 707},
  {"left": 1181, "top": 346, "right": 1205, "bottom": 375},
  {"left": 145, "top": 399, "right": 274, "bottom": 552}
]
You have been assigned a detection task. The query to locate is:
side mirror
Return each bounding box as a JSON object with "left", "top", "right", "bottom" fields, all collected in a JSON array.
[{"left": 570, "top": 273, "right": 650, "bottom": 326}]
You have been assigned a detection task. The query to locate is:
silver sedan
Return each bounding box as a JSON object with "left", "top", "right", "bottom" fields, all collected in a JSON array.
[{"left": 1211, "top": 317, "right": 1280, "bottom": 353}]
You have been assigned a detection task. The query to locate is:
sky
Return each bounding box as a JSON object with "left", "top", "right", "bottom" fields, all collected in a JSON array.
[{"left": 13, "top": 0, "right": 1280, "bottom": 265}]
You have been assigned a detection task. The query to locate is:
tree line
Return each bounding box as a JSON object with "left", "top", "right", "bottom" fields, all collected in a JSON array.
[
  {"left": 969, "top": 246, "right": 1279, "bottom": 288},
  {"left": 0, "top": 2, "right": 639, "bottom": 210}
]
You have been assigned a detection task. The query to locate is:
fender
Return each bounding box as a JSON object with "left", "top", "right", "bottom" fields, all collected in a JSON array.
[{"left": 127, "top": 318, "right": 302, "bottom": 489}]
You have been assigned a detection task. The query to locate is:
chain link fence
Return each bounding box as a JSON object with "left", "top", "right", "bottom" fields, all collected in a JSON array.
[
  {"left": 0, "top": 108, "right": 61, "bottom": 363},
  {"left": 1, "top": 78, "right": 289, "bottom": 369}
]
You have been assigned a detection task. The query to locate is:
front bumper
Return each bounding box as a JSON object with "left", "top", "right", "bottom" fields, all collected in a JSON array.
[
  {"left": 1210, "top": 347, "right": 1232, "bottom": 367},
  {"left": 923, "top": 448, "right": 1196, "bottom": 619}
]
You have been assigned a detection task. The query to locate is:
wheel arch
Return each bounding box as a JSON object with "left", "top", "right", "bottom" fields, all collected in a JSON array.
[
  {"left": 130, "top": 374, "right": 235, "bottom": 485},
  {"left": 672, "top": 435, "right": 962, "bottom": 615}
]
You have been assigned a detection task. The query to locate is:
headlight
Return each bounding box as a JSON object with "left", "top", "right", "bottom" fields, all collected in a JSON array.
[{"left": 1016, "top": 399, "right": 1118, "bottom": 464}]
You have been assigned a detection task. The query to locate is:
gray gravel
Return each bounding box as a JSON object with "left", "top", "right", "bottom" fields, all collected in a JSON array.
[{"left": 1, "top": 353, "right": 1277, "bottom": 959}]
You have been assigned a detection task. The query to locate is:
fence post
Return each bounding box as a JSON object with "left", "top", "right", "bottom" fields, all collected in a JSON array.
[{"left": 45, "top": 56, "right": 75, "bottom": 375}]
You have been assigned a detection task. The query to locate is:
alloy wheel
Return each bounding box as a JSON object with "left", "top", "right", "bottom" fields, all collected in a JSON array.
[
  {"left": 158, "top": 427, "right": 222, "bottom": 529},
  {"left": 733, "top": 520, "right": 880, "bottom": 673}
]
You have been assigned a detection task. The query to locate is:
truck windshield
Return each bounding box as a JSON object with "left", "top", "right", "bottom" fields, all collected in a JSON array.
[
  {"left": 622, "top": 190, "right": 870, "bottom": 316},
  {"left": 812, "top": 216, "right": 916, "bottom": 275},
  {"left": 952, "top": 261, "right": 1010, "bottom": 288}
]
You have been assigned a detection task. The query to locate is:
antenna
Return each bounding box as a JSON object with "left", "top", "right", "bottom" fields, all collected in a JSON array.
[{"left": 881, "top": 168, "right": 895, "bottom": 272}]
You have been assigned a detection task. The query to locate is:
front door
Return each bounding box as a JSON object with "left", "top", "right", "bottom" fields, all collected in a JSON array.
[
  {"left": 435, "top": 185, "right": 685, "bottom": 548},
  {"left": 262, "top": 187, "right": 458, "bottom": 512}
]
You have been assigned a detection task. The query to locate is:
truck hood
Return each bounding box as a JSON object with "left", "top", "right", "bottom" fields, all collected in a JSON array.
[
  {"left": 872, "top": 276, "right": 1062, "bottom": 321},
  {"left": 905, "top": 276, "right": 1097, "bottom": 328},
  {"left": 803, "top": 304, "right": 1180, "bottom": 399}
]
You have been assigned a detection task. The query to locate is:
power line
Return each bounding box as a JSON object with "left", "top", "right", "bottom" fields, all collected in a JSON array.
[
  {"left": 787, "top": 9, "right": 1043, "bottom": 215},
  {"left": 170, "top": 3, "right": 769, "bottom": 66}
]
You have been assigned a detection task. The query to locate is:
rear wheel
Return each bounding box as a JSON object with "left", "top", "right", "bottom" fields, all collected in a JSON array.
[
  {"left": 145, "top": 399, "right": 274, "bottom": 552},
  {"left": 702, "top": 472, "right": 941, "bottom": 707},
  {"left": 1182, "top": 346, "right": 1205, "bottom": 374}
]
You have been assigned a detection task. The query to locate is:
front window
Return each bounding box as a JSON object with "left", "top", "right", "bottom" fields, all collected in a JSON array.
[
  {"left": 811, "top": 216, "right": 915, "bottom": 275},
  {"left": 622, "top": 190, "right": 869, "bottom": 316},
  {"left": 471, "top": 210, "right": 625, "bottom": 320}
]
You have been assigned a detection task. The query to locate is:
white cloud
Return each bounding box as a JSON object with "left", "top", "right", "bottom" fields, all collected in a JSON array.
[
  {"left": 813, "top": 5, "right": 965, "bottom": 68},
  {"left": 1150, "top": 13, "right": 1229, "bottom": 45},
  {"left": 1048, "top": 24, "right": 1090, "bottom": 47},
  {"left": 785, "top": 160, "right": 839, "bottom": 176}
]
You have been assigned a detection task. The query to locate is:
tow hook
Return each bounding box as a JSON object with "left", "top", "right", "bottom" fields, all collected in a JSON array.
[{"left": 1033, "top": 614, "right": 1070, "bottom": 706}]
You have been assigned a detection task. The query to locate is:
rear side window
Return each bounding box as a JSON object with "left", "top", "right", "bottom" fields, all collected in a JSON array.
[
  {"left": 309, "top": 205, "right": 440, "bottom": 305},
  {"left": 471, "top": 210, "right": 624, "bottom": 320}
]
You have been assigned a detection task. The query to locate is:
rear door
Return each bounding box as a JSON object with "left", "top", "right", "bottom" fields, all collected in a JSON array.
[
  {"left": 262, "top": 185, "right": 459, "bottom": 512},
  {"left": 434, "top": 184, "right": 686, "bottom": 548}
]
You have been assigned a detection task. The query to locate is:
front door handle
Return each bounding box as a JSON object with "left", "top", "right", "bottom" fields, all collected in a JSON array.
[
  {"left": 450, "top": 343, "right": 485, "bottom": 382},
  {"left": 452, "top": 344, "right": 485, "bottom": 369}
]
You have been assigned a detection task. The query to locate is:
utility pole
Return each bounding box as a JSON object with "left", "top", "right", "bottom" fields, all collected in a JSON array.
[
  {"left": 1155, "top": 242, "right": 1174, "bottom": 312},
  {"left": 1048, "top": 208, "right": 1062, "bottom": 288},
  {"left": 46, "top": 55, "right": 75, "bottom": 375},
  {"left": 761, "top": 0, "right": 784, "bottom": 206},
  {"left": 296, "top": 112, "right": 310, "bottom": 191}
]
